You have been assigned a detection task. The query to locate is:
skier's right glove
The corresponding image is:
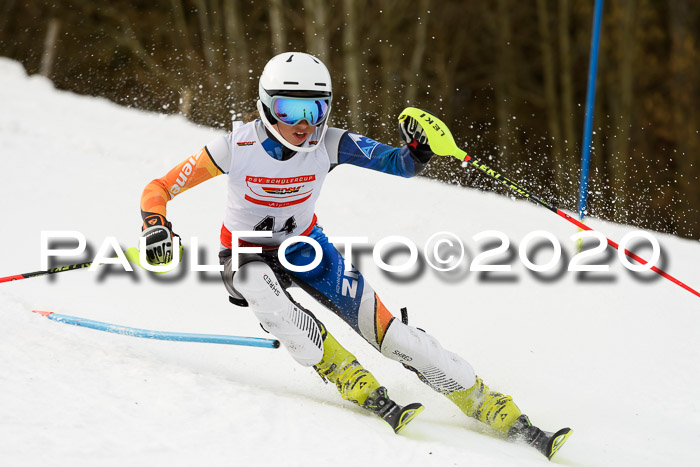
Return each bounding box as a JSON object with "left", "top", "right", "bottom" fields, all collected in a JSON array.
[
  {"left": 141, "top": 225, "right": 178, "bottom": 265},
  {"left": 140, "top": 213, "right": 178, "bottom": 265}
]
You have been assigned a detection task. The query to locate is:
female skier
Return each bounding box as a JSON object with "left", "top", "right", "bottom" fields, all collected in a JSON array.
[{"left": 139, "top": 52, "right": 570, "bottom": 459}]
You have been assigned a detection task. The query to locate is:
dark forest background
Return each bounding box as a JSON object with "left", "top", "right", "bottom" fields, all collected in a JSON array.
[{"left": 1, "top": 0, "right": 698, "bottom": 238}]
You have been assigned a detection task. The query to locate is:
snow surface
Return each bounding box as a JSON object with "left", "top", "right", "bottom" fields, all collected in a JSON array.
[{"left": 1, "top": 57, "right": 699, "bottom": 466}]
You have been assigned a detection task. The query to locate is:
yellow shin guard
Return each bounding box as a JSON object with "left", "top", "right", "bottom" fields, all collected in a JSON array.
[
  {"left": 313, "top": 327, "right": 381, "bottom": 407},
  {"left": 446, "top": 377, "right": 522, "bottom": 434}
]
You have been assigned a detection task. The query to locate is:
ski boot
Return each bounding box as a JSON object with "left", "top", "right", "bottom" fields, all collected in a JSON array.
[
  {"left": 508, "top": 414, "right": 572, "bottom": 460},
  {"left": 313, "top": 324, "right": 423, "bottom": 433},
  {"left": 446, "top": 376, "right": 523, "bottom": 434}
]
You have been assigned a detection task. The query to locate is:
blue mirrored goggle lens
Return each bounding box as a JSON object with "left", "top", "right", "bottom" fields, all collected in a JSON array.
[{"left": 272, "top": 98, "right": 329, "bottom": 126}]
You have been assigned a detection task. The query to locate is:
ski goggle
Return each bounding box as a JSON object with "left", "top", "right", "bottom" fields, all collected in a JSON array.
[{"left": 270, "top": 96, "right": 330, "bottom": 126}]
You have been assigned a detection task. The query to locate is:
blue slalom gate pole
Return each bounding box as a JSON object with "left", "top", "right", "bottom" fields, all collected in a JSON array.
[
  {"left": 33, "top": 310, "right": 280, "bottom": 349},
  {"left": 578, "top": 0, "right": 605, "bottom": 220}
]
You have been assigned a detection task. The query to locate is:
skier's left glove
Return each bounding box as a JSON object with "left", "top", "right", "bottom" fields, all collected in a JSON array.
[{"left": 399, "top": 115, "right": 434, "bottom": 163}]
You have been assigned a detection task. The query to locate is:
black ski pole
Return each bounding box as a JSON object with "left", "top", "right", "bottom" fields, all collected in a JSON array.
[{"left": 0, "top": 261, "right": 93, "bottom": 284}]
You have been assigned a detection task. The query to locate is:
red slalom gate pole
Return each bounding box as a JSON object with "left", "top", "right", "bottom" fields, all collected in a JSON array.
[
  {"left": 557, "top": 210, "right": 700, "bottom": 298},
  {"left": 463, "top": 155, "right": 700, "bottom": 299}
]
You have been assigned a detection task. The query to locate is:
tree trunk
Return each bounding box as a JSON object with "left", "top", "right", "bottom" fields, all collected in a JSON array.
[
  {"left": 432, "top": 3, "right": 470, "bottom": 124},
  {"left": 342, "top": 0, "right": 361, "bottom": 130},
  {"left": 268, "top": 0, "right": 286, "bottom": 55},
  {"left": 607, "top": 0, "right": 637, "bottom": 223},
  {"left": 193, "top": 0, "right": 220, "bottom": 88},
  {"left": 559, "top": 0, "right": 576, "bottom": 164},
  {"left": 39, "top": 18, "right": 61, "bottom": 78},
  {"left": 0, "top": 0, "right": 17, "bottom": 39},
  {"left": 405, "top": 0, "right": 429, "bottom": 105},
  {"left": 378, "top": 0, "right": 402, "bottom": 134},
  {"left": 168, "top": 0, "right": 196, "bottom": 64},
  {"left": 668, "top": 0, "right": 700, "bottom": 237},
  {"left": 223, "top": 0, "right": 250, "bottom": 100},
  {"left": 536, "top": 0, "right": 565, "bottom": 197},
  {"left": 179, "top": 87, "right": 194, "bottom": 117},
  {"left": 495, "top": 0, "right": 515, "bottom": 166},
  {"left": 168, "top": 0, "right": 199, "bottom": 117},
  {"left": 302, "top": 0, "right": 329, "bottom": 60}
]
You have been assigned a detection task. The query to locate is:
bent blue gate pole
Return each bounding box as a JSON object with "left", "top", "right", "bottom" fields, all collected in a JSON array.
[
  {"left": 578, "top": 0, "right": 605, "bottom": 220},
  {"left": 33, "top": 310, "right": 280, "bottom": 349}
]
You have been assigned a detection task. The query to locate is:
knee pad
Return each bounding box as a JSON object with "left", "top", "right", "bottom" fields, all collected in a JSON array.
[
  {"left": 380, "top": 320, "right": 476, "bottom": 393},
  {"left": 234, "top": 261, "right": 323, "bottom": 366}
]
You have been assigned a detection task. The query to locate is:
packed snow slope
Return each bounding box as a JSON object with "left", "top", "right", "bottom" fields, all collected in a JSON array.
[{"left": 1, "top": 58, "right": 698, "bottom": 467}]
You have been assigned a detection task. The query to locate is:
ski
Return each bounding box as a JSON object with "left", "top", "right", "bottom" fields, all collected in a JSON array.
[
  {"left": 541, "top": 427, "right": 573, "bottom": 460},
  {"left": 362, "top": 386, "right": 424, "bottom": 434},
  {"left": 380, "top": 401, "right": 425, "bottom": 434},
  {"left": 508, "top": 414, "right": 572, "bottom": 460}
]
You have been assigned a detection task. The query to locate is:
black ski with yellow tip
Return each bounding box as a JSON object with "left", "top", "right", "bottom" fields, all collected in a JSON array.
[
  {"left": 508, "top": 414, "right": 572, "bottom": 460},
  {"left": 535, "top": 427, "right": 573, "bottom": 460},
  {"left": 363, "top": 386, "right": 424, "bottom": 434},
  {"left": 380, "top": 401, "right": 425, "bottom": 434}
]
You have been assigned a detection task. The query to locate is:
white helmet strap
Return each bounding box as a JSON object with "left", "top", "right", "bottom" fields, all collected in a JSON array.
[{"left": 256, "top": 99, "right": 328, "bottom": 153}]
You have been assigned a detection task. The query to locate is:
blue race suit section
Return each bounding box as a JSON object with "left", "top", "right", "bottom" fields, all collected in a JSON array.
[
  {"left": 260, "top": 129, "right": 422, "bottom": 176},
  {"left": 283, "top": 225, "right": 366, "bottom": 333},
  {"left": 337, "top": 132, "right": 421, "bottom": 177}
]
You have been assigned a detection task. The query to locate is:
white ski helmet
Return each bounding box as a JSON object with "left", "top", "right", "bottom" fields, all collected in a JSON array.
[{"left": 257, "top": 52, "right": 333, "bottom": 152}]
